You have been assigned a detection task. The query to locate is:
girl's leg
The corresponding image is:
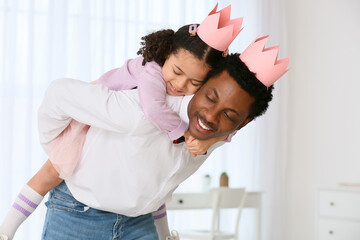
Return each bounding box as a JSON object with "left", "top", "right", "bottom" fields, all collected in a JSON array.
[
  {"left": 153, "top": 204, "right": 170, "bottom": 240},
  {"left": 0, "top": 160, "right": 62, "bottom": 239},
  {"left": 27, "top": 160, "right": 63, "bottom": 196}
]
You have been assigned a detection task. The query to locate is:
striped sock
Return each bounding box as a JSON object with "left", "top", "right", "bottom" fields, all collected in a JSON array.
[
  {"left": 153, "top": 204, "right": 167, "bottom": 220},
  {"left": 0, "top": 185, "right": 43, "bottom": 239},
  {"left": 153, "top": 204, "right": 170, "bottom": 240}
]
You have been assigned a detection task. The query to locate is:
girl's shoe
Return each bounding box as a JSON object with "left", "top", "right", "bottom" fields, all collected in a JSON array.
[
  {"left": 166, "top": 230, "right": 179, "bottom": 240},
  {"left": 0, "top": 234, "right": 9, "bottom": 240}
]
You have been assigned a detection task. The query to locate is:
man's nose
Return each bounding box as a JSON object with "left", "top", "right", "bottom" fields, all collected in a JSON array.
[{"left": 204, "top": 108, "right": 219, "bottom": 125}]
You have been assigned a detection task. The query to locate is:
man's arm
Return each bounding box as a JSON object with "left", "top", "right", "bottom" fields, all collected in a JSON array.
[{"left": 38, "top": 78, "right": 144, "bottom": 145}]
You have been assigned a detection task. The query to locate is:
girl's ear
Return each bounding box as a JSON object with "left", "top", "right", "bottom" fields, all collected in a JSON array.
[{"left": 236, "top": 118, "right": 253, "bottom": 130}]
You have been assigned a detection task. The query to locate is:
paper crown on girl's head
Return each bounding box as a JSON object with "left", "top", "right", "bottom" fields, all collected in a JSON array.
[
  {"left": 240, "top": 35, "right": 289, "bottom": 87},
  {"left": 196, "top": 3, "right": 244, "bottom": 52}
]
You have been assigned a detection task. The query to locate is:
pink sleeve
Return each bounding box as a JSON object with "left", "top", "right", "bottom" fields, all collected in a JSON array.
[
  {"left": 100, "top": 58, "right": 188, "bottom": 140},
  {"left": 137, "top": 65, "right": 188, "bottom": 140},
  {"left": 97, "top": 58, "right": 143, "bottom": 90},
  {"left": 225, "top": 130, "right": 238, "bottom": 142}
]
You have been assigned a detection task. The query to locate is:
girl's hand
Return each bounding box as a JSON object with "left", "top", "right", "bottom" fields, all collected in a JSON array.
[
  {"left": 186, "top": 135, "right": 208, "bottom": 157},
  {"left": 184, "top": 131, "right": 227, "bottom": 157}
]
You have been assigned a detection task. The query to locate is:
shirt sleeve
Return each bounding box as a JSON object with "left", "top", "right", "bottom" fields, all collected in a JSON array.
[
  {"left": 96, "top": 59, "right": 139, "bottom": 91},
  {"left": 225, "top": 130, "right": 237, "bottom": 142},
  {"left": 38, "top": 78, "right": 144, "bottom": 146},
  {"left": 138, "top": 66, "right": 188, "bottom": 140}
]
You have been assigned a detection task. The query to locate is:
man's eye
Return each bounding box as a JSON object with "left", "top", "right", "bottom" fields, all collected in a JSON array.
[
  {"left": 224, "top": 112, "right": 234, "bottom": 122},
  {"left": 206, "top": 95, "right": 215, "bottom": 102}
]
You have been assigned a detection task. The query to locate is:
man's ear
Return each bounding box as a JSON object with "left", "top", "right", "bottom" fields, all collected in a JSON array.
[{"left": 236, "top": 118, "right": 253, "bottom": 130}]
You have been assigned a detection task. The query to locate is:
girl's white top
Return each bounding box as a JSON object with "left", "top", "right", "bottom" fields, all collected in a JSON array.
[{"left": 38, "top": 78, "right": 223, "bottom": 217}]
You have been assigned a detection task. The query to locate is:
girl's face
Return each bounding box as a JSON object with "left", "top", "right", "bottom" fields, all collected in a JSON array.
[{"left": 162, "top": 49, "right": 211, "bottom": 96}]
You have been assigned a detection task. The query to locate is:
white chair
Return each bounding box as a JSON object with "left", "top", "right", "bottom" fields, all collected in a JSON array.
[{"left": 177, "top": 188, "right": 247, "bottom": 240}]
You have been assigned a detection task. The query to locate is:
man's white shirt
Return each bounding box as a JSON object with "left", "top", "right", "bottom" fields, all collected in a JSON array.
[{"left": 38, "top": 78, "right": 223, "bottom": 216}]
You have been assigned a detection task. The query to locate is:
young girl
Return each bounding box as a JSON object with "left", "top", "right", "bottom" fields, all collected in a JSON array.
[{"left": 0, "top": 4, "right": 243, "bottom": 240}]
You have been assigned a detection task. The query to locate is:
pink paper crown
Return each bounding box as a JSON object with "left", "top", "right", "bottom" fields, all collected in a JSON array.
[
  {"left": 240, "top": 35, "right": 289, "bottom": 87},
  {"left": 196, "top": 3, "right": 244, "bottom": 52}
]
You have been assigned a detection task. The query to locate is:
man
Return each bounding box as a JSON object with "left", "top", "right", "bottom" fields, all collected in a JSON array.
[
  {"left": 0, "top": 36, "right": 288, "bottom": 240},
  {"left": 37, "top": 55, "right": 258, "bottom": 219}
]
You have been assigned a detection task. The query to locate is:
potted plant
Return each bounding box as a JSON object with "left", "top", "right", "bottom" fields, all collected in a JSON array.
[{"left": 219, "top": 172, "right": 229, "bottom": 187}]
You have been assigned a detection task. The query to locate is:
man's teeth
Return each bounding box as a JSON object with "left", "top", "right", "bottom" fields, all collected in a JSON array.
[{"left": 198, "top": 118, "right": 211, "bottom": 130}]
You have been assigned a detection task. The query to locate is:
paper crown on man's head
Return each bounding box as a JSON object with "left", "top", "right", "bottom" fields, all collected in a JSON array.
[
  {"left": 240, "top": 35, "right": 289, "bottom": 87},
  {"left": 196, "top": 3, "right": 244, "bottom": 52}
]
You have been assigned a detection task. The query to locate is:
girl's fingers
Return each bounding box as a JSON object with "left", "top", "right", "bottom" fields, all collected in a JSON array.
[{"left": 186, "top": 135, "right": 195, "bottom": 143}]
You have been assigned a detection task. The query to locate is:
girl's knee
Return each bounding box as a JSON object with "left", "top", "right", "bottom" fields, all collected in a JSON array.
[{"left": 28, "top": 160, "right": 62, "bottom": 195}]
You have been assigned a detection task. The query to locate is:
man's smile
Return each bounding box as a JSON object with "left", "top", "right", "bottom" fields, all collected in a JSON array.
[{"left": 195, "top": 116, "right": 214, "bottom": 133}]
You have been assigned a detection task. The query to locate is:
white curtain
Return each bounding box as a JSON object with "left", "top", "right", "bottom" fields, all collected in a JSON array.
[{"left": 0, "top": 1, "right": 288, "bottom": 239}]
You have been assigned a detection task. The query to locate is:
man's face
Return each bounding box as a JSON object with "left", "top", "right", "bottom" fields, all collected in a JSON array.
[{"left": 187, "top": 70, "right": 255, "bottom": 140}]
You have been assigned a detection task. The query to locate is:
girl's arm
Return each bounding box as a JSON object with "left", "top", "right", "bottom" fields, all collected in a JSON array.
[{"left": 137, "top": 67, "right": 188, "bottom": 140}]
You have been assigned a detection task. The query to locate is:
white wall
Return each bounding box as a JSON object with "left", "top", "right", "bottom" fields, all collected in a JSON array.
[{"left": 284, "top": 0, "right": 360, "bottom": 239}]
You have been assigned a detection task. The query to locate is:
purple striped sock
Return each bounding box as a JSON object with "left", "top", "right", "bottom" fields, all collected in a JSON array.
[
  {"left": 1, "top": 185, "right": 43, "bottom": 239},
  {"left": 153, "top": 211, "right": 167, "bottom": 220},
  {"left": 12, "top": 202, "right": 31, "bottom": 217},
  {"left": 157, "top": 204, "right": 166, "bottom": 211},
  {"left": 18, "top": 193, "right": 38, "bottom": 209}
]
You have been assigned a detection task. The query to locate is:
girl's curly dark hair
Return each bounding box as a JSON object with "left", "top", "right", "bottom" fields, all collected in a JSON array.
[
  {"left": 205, "top": 53, "right": 274, "bottom": 120},
  {"left": 137, "top": 24, "right": 223, "bottom": 68},
  {"left": 137, "top": 29, "right": 174, "bottom": 67}
]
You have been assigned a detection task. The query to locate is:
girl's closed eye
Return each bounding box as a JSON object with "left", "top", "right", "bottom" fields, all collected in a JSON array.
[
  {"left": 173, "top": 69, "right": 181, "bottom": 75},
  {"left": 190, "top": 80, "right": 202, "bottom": 87}
]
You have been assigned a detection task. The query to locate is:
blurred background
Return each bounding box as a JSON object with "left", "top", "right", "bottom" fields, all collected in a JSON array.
[{"left": 0, "top": 0, "right": 359, "bottom": 239}]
